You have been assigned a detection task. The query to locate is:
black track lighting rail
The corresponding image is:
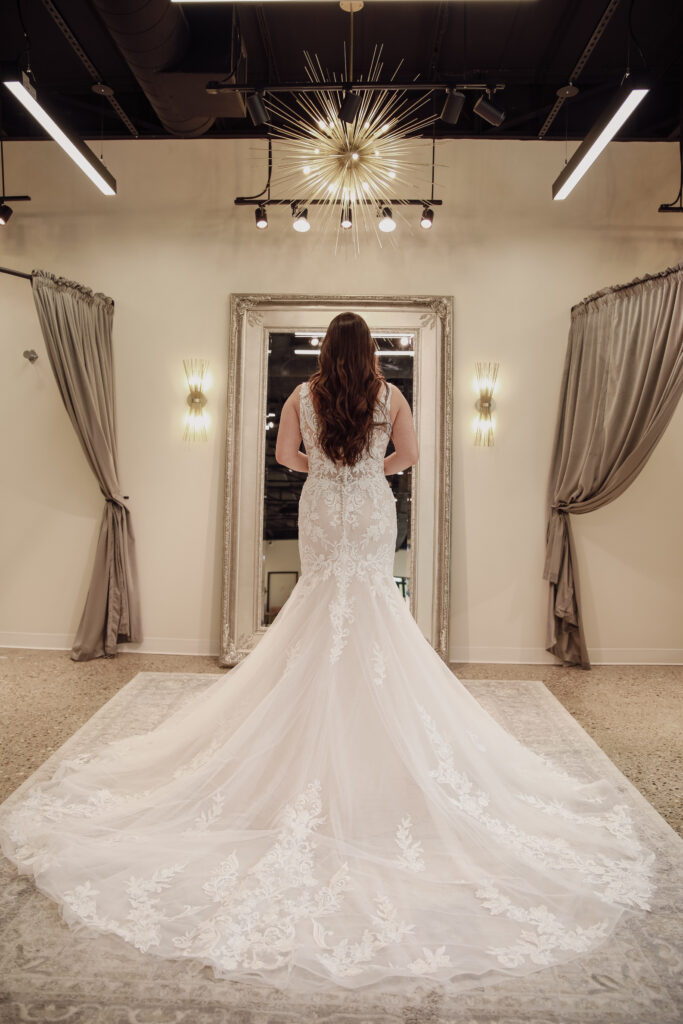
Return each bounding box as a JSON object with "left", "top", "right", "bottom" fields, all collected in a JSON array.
[
  {"left": 210, "top": 81, "right": 505, "bottom": 96},
  {"left": 234, "top": 198, "right": 443, "bottom": 206}
]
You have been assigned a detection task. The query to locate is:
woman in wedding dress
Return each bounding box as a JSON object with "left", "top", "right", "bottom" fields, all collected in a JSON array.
[{"left": 0, "top": 312, "right": 656, "bottom": 996}]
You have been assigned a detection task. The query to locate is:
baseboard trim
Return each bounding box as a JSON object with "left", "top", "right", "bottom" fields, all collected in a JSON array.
[
  {"left": 1, "top": 634, "right": 681, "bottom": 665},
  {"left": 449, "top": 646, "right": 683, "bottom": 665},
  {"left": 0, "top": 634, "right": 218, "bottom": 656}
]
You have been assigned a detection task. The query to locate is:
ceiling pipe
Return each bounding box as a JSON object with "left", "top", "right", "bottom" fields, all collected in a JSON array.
[{"left": 89, "top": 0, "right": 216, "bottom": 137}]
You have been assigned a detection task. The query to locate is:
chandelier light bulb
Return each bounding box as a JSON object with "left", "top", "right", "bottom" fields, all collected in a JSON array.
[
  {"left": 341, "top": 206, "right": 353, "bottom": 230},
  {"left": 378, "top": 207, "right": 396, "bottom": 233},
  {"left": 255, "top": 206, "right": 268, "bottom": 229}
]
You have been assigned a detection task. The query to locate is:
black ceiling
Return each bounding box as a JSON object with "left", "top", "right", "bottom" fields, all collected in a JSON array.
[{"left": 0, "top": 0, "right": 681, "bottom": 145}]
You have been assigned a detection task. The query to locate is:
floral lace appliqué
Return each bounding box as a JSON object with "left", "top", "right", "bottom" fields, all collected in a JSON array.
[
  {"left": 417, "top": 705, "right": 656, "bottom": 911},
  {"left": 474, "top": 882, "right": 611, "bottom": 968},
  {"left": 394, "top": 815, "right": 425, "bottom": 872}
]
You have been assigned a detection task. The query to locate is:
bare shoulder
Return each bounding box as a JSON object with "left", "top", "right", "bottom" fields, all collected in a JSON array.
[
  {"left": 383, "top": 380, "right": 399, "bottom": 426},
  {"left": 288, "top": 382, "right": 304, "bottom": 408},
  {"left": 388, "top": 382, "right": 409, "bottom": 417}
]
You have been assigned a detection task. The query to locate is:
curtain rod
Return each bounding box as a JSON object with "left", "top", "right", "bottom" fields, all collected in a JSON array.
[
  {"left": 0, "top": 266, "right": 115, "bottom": 308},
  {"left": 0, "top": 265, "right": 32, "bottom": 280}
]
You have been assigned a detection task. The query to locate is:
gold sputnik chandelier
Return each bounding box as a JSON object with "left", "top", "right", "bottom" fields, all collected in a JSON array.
[{"left": 246, "top": 1, "right": 441, "bottom": 251}]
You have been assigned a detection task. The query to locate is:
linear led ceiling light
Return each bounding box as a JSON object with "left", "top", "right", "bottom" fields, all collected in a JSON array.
[
  {"left": 294, "top": 348, "right": 414, "bottom": 356},
  {"left": 2, "top": 67, "right": 116, "bottom": 196},
  {"left": 552, "top": 75, "right": 651, "bottom": 201}
]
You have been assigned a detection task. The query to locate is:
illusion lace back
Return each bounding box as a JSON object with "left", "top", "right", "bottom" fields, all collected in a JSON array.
[{"left": 0, "top": 380, "right": 656, "bottom": 996}]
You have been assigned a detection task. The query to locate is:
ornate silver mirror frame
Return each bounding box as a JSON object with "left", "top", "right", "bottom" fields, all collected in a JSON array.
[{"left": 219, "top": 294, "right": 453, "bottom": 667}]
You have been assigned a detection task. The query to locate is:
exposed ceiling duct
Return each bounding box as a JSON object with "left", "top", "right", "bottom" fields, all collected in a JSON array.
[{"left": 89, "top": 0, "right": 245, "bottom": 137}]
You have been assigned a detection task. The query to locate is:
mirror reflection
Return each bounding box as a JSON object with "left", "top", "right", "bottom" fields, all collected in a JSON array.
[{"left": 262, "top": 330, "right": 414, "bottom": 626}]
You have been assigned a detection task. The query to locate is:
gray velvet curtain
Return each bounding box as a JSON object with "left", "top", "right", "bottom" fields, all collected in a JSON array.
[
  {"left": 543, "top": 261, "right": 683, "bottom": 668},
  {"left": 31, "top": 269, "right": 142, "bottom": 661}
]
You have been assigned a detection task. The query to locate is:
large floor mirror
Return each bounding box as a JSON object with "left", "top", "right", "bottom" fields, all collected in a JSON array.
[{"left": 220, "top": 295, "right": 453, "bottom": 667}]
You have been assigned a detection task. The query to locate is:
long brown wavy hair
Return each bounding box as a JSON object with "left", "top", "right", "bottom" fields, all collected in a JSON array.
[{"left": 308, "top": 312, "right": 389, "bottom": 466}]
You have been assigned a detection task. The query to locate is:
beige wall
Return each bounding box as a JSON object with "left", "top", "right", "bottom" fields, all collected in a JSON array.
[{"left": 0, "top": 137, "right": 680, "bottom": 663}]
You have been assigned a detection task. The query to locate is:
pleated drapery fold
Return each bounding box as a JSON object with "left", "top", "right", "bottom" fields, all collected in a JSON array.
[
  {"left": 544, "top": 262, "right": 683, "bottom": 668},
  {"left": 31, "top": 269, "right": 142, "bottom": 660}
]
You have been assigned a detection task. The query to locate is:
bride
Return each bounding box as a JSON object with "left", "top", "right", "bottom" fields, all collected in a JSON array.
[{"left": 0, "top": 312, "right": 656, "bottom": 996}]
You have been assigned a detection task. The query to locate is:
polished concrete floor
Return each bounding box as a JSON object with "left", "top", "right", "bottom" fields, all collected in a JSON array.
[{"left": 1, "top": 648, "right": 681, "bottom": 837}]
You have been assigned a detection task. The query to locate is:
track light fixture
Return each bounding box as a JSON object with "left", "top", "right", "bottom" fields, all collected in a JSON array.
[
  {"left": 440, "top": 89, "right": 465, "bottom": 126},
  {"left": 378, "top": 206, "right": 396, "bottom": 233},
  {"left": 420, "top": 206, "right": 434, "bottom": 229},
  {"left": 246, "top": 92, "right": 271, "bottom": 127},
  {"left": 292, "top": 204, "right": 310, "bottom": 232},
  {"left": 473, "top": 93, "right": 506, "bottom": 127},
  {"left": 235, "top": 137, "right": 442, "bottom": 244},
  {"left": 2, "top": 66, "right": 116, "bottom": 195},
  {"left": 339, "top": 90, "right": 362, "bottom": 124},
  {"left": 0, "top": 139, "right": 12, "bottom": 225}
]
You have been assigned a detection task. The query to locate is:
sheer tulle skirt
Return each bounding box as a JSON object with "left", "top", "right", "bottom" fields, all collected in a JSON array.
[{"left": 0, "top": 571, "right": 656, "bottom": 995}]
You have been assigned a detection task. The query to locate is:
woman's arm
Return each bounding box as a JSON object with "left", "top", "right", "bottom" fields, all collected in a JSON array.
[
  {"left": 384, "top": 384, "right": 419, "bottom": 475},
  {"left": 275, "top": 386, "right": 309, "bottom": 474}
]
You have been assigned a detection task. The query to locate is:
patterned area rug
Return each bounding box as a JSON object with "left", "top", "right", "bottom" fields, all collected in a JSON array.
[{"left": 0, "top": 672, "right": 681, "bottom": 1024}]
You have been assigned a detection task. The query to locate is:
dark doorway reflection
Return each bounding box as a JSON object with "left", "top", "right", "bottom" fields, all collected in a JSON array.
[{"left": 262, "top": 331, "right": 414, "bottom": 625}]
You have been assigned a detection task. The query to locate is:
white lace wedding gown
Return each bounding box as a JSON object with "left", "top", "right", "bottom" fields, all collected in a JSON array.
[{"left": 0, "top": 381, "right": 656, "bottom": 996}]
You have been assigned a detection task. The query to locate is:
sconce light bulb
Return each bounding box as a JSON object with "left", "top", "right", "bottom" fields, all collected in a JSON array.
[{"left": 183, "top": 359, "right": 210, "bottom": 441}]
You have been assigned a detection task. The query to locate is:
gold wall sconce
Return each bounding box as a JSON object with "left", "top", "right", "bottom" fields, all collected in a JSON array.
[
  {"left": 183, "top": 359, "right": 209, "bottom": 442},
  {"left": 473, "top": 361, "right": 499, "bottom": 446}
]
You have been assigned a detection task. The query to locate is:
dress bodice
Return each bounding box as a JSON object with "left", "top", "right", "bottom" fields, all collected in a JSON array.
[{"left": 298, "top": 379, "right": 393, "bottom": 481}]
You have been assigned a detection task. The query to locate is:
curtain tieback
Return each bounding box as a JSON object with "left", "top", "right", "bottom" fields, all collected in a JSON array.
[
  {"left": 105, "top": 494, "right": 129, "bottom": 510},
  {"left": 543, "top": 507, "right": 568, "bottom": 583}
]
